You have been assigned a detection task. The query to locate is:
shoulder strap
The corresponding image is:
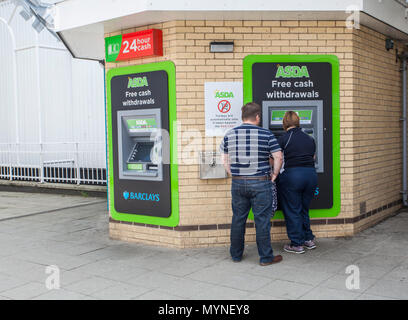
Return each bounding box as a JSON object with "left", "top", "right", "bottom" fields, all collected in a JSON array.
[{"left": 283, "top": 131, "right": 294, "bottom": 150}]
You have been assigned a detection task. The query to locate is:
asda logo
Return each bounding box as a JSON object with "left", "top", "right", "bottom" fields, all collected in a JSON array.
[
  {"left": 215, "top": 91, "right": 234, "bottom": 98},
  {"left": 107, "top": 43, "right": 120, "bottom": 55},
  {"left": 276, "top": 65, "right": 310, "bottom": 78},
  {"left": 128, "top": 76, "right": 148, "bottom": 88}
]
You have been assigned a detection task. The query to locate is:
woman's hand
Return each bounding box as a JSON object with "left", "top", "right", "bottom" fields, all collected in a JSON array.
[{"left": 271, "top": 172, "right": 278, "bottom": 182}]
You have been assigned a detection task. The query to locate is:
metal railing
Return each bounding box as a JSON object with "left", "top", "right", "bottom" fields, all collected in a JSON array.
[
  {"left": 395, "top": 0, "right": 408, "bottom": 8},
  {"left": 0, "top": 142, "right": 107, "bottom": 185}
]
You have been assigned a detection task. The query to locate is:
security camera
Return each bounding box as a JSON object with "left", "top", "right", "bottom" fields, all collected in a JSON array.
[{"left": 386, "top": 39, "right": 394, "bottom": 51}]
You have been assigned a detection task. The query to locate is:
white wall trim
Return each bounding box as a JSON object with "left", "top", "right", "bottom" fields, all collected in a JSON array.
[{"left": 53, "top": 0, "right": 364, "bottom": 32}]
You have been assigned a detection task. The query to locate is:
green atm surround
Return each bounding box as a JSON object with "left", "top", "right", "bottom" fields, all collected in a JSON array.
[
  {"left": 106, "top": 61, "right": 179, "bottom": 227},
  {"left": 243, "top": 55, "right": 341, "bottom": 218}
]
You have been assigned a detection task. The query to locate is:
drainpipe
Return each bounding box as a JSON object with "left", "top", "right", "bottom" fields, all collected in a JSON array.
[{"left": 399, "top": 52, "right": 408, "bottom": 206}]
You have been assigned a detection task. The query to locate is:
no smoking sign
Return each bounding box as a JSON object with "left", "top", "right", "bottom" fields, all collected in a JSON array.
[{"left": 217, "top": 100, "right": 231, "bottom": 113}]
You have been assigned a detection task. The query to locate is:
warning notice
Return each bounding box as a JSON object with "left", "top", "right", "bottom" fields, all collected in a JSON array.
[{"left": 204, "top": 82, "right": 243, "bottom": 136}]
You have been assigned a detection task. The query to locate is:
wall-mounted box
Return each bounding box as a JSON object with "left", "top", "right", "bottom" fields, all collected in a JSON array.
[{"left": 199, "top": 152, "right": 227, "bottom": 179}]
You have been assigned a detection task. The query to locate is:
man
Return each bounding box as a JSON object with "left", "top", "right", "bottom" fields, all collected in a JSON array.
[{"left": 220, "top": 102, "right": 283, "bottom": 266}]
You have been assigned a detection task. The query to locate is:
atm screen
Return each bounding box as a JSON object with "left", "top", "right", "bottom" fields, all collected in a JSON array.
[
  {"left": 126, "top": 118, "right": 157, "bottom": 133},
  {"left": 270, "top": 110, "right": 313, "bottom": 125}
]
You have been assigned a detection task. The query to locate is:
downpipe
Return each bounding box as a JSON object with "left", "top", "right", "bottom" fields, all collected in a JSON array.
[{"left": 399, "top": 52, "right": 408, "bottom": 206}]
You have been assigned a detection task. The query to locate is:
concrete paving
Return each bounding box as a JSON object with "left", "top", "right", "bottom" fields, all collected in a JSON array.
[
  {"left": 0, "top": 191, "right": 407, "bottom": 300},
  {"left": 0, "top": 191, "right": 105, "bottom": 220}
]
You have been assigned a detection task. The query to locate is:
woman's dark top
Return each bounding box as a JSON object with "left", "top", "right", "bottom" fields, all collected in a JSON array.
[{"left": 278, "top": 127, "right": 316, "bottom": 169}]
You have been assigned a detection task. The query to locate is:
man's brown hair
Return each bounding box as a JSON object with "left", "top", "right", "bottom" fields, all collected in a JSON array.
[
  {"left": 241, "top": 102, "right": 261, "bottom": 121},
  {"left": 283, "top": 111, "right": 300, "bottom": 130}
]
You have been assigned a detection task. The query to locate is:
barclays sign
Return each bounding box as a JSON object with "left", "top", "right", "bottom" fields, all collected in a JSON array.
[{"left": 123, "top": 191, "right": 160, "bottom": 202}]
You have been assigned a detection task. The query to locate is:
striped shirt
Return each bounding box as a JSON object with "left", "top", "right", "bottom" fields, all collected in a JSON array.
[{"left": 220, "top": 123, "right": 281, "bottom": 176}]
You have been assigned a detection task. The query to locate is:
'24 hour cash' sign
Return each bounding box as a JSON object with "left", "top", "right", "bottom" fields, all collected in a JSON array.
[{"left": 105, "top": 29, "right": 163, "bottom": 62}]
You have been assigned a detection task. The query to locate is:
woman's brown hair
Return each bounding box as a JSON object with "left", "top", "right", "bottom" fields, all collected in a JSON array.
[{"left": 283, "top": 111, "right": 300, "bottom": 131}]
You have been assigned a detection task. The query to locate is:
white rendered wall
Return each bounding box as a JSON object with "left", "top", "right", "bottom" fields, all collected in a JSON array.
[{"left": 0, "top": 0, "right": 106, "bottom": 170}]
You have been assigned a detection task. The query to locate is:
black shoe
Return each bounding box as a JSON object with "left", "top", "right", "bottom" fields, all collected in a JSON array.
[{"left": 260, "top": 255, "right": 283, "bottom": 266}]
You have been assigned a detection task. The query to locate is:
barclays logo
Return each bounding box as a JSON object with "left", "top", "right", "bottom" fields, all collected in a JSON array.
[{"left": 123, "top": 190, "right": 160, "bottom": 202}]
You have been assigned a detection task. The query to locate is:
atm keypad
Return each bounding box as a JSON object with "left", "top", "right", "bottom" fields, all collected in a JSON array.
[
  {"left": 128, "top": 144, "right": 139, "bottom": 162},
  {"left": 127, "top": 142, "right": 153, "bottom": 163}
]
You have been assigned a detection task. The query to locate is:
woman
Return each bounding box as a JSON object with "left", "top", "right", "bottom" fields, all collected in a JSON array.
[{"left": 277, "top": 111, "right": 318, "bottom": 254}]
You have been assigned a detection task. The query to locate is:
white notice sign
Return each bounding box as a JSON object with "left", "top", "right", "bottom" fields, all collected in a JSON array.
[{"left": 205, "top": 82, "right": 243, "bottom": 137}]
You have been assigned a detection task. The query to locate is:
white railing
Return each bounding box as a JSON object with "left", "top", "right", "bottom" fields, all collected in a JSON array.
[
  {"left": 395, "top": 0, "right": 408, "bottom": 8},
  {"left": 0, "top": 142, "right": 107, "bottom": 185}
]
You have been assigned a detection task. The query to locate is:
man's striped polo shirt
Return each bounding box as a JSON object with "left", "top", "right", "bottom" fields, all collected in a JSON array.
[{"left": 220, "top": 123, "right": 281, "bottom": 177}]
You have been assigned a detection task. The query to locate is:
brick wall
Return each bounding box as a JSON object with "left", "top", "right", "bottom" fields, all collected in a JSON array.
[
  {"left": 352, "top": 25, "right": 404, "bottom": 232},
  {"left": 106, "top": 20, "right": 404, "bottom": 248}
]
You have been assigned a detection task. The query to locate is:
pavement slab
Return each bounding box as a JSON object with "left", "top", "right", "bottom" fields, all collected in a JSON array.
[{"left": 0, "top": 191, "right": 104, "bottom": 220}]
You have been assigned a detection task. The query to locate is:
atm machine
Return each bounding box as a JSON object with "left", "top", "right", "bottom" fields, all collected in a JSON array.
[
  {"left": 107, "top": 62, "right": 179, "bottom": 227},
  {"left": 261, "top": 99, "right": 333, "bottom": 211},
  {"left": 243, "top": 55, "right": 340, "bottom": 217},
  {"left": 262, "top": 100, "right": 324, "bottom": 173},
  {"left": 117, "top": 109, "right": 163, "bottom": 181}
]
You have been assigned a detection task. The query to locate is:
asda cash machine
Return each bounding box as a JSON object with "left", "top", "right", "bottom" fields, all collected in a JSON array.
[
  {"left": 243, "top": 55, "right": 340, "bottom": 217},
  {"left": 107, "top": 62, "right": 179, "bottom": 227}
]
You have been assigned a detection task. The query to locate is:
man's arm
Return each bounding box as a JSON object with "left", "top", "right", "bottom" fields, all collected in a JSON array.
[
  {"left": 269, "top": 134, "right": 283, "bottom": 182},
  {"left": 219, "top": 134, "right": 231, "bottom": 176},
  {"left": 271, "top": 151, "right": 283, "bottom": 182},
  {"left": 221, "top": 153, "right": 232, "bottom": 176}
]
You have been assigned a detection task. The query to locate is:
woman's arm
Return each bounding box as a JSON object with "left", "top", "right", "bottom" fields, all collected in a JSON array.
[{"left": 271, "top": 151, "right": 283, "bottom": 182}]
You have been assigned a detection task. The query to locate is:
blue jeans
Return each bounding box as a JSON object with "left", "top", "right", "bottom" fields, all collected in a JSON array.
[
  {"left": 277, "top": 167, "right": 317, "bottom": 247},
  {"left": 230, "top": 179, "right": 277, "bottom": 264}
]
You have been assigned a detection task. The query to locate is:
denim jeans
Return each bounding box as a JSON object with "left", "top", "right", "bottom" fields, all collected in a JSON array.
[
  {"left": 277, "top": 167, "right": 317, "bottom": 247},
  {"left": 230, "top": 179, "right": 277, "bottom": 264}
]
